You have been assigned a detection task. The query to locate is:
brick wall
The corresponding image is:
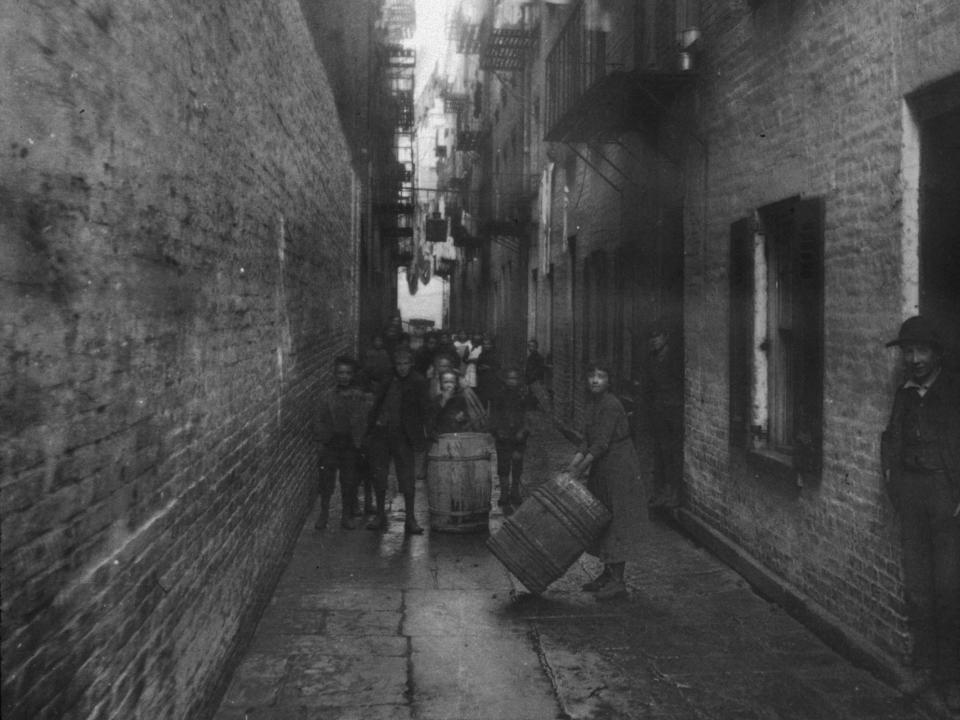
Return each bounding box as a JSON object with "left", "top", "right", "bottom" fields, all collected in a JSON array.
[
  {"left": 541, "top": 137, "right": 684, "bottom": 428},
  {"left": 1, "top": 2, "right": 357, "bottom": 718},
  {"left": 683, "top": 0, "right": 960, "bottom": 660}
]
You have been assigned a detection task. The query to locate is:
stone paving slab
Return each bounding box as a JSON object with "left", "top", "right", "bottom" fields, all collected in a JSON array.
[
  {"left": 212, "top": 410, "right": 945, "bottom": 720},
  {"left": 277, "top": 653, "right": 409, "bottom": 707},
  {"left": 404, "top": 589, "right": 528, "bottom": 637},
  {"left": 410, "top": 634, "right": 561, "bottom": 720}
]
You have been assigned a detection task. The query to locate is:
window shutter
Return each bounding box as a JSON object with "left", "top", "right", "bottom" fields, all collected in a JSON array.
[
  {"left": 790, "top": 197, "right": 824, "bottom": 473},
  {"left": 596, "top": 251, "right": 609, "bottom": 359},
  {"left": 729, "top": 217, "right": 753, "bottom": 448}
]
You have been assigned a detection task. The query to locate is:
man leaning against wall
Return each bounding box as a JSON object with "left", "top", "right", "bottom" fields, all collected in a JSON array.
[{"left": 881, "top": 315, "right": 960, "bottom": 712}]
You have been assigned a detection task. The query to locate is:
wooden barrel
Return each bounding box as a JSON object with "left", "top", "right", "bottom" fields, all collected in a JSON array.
[
  {"left": 426, "top": 432, "right": 494, "bottom": 533},
  {"left": 486, "top": 472, "right": 612, "bottom": 594}
]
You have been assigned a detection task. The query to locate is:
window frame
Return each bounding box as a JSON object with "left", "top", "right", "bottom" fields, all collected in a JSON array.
[{"left": 728, "top": 196, "right": 824, "bottom": 478}]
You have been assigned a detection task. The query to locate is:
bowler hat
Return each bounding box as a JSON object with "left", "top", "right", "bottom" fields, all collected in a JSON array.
[{"left": 885, "top": 315, "right": 943, "bottom": 350}]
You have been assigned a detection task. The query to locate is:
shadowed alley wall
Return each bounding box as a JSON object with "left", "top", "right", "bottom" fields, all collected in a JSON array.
[
  {"left": 1, "top": 1, "right": 357, "bottom": 718},
  {"left": 682, "top": 0, "right": 960, "bottom": 668}
]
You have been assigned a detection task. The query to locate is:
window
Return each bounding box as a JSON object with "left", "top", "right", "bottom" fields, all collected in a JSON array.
[{"left": 729, "top": 196, "right": 824, "bottom": 475}]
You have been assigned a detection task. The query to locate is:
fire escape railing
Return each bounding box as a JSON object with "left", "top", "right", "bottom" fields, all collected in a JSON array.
[
  {"left": 545, "top": 2, "right": 607, "bottom": 142},
  {"left": 378, "top": 44, "right": 416, "bottom": 251}
]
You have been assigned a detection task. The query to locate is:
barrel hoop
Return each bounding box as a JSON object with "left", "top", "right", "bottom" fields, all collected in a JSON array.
[
  {"left": 427, "top": 455, "right": 490, "bottom": 462},
  {"left": 543, "top": 487, "right": 609, "bottom": 527},
  {"left": 487, "top": 538, "right": 549, "bottom": 593},
  {"left": 497, "top": 522, "right": 567, "bottom": 578},
  {"left": 531, "top": 487, "right": 608, "bottom": 543},
  {"left": 431, "top": 509, "right": 490, "bottom": 519},
  {"left": 493, "top": 526, "right": 562, "bottom": 578},
  {"left": 488, "top": 548, "right": 550, "bottom": 592}
]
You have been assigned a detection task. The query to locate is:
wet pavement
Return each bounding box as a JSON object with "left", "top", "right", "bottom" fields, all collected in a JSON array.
[{"left": 213, "top": 411, "right": 943, "bottom": 720}]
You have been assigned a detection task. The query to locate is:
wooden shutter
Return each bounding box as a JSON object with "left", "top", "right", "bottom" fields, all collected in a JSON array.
[
  {"left": 791, "top": 197, "right": 824, "bottom": 474},
  {"left": 729, "top": 217, "right": 753, "bottom": 448},
  {"left": 596, "top": 251, "right": 609, "bottom": 359}
]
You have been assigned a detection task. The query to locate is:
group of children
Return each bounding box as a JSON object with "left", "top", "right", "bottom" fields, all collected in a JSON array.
[
  {"left": 318, "top": 323, "right": 659, "bottom": 602},
  {"left": 314, "top": 325, "right": 538, "bottom": 535}
]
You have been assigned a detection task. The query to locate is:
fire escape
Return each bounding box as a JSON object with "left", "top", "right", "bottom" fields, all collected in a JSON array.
[
  {"left": 477, "top": 1, "right": 539, "bottom": 239},
  {"left": 377, "top": 42, "right": 417, "bottom": 265},
  {"left": 435, "top": 2, "right": 498, "bottom": 257},
  {"left": 545, "top": 0, "right": 698, "bottom": 145},
  {"left": 381, "top": 0, "right": 416, "bottom": 40}
]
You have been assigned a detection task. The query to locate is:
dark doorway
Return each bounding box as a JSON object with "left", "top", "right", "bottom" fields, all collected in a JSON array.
[{"left": 915, "top": 74, "right": 960, "bottom": 369}]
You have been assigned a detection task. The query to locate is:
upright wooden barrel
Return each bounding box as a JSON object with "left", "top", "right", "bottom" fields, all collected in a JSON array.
[
  {"left": 486, "top": 472, "right": 612, "bottom": 594},
  {"left": 426, "top": 432, "right": 494, "bottom": 533}
]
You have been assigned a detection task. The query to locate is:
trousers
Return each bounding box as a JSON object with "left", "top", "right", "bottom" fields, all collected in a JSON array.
[{"left": 898, "top": 469, "right": 960, "bottom": 679}]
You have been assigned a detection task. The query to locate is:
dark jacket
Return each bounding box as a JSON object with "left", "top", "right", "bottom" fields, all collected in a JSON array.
[
  {"left": 881, "top": 369, "right": 960, "bottom": 504},
  {"left": 361, "top": 347, "right": 393, "bottom": 392},
  {"left": 525, "top": 350, "right": 546, "bottom": 384},
  {"left": 316, "top": 386, "right": 370, "bottom": 449},
  {"left": 488, "top": 385, "right": 530, "bottom": 442},
  {"left": 428, "top": 394, "right": 474, "bottom": 436},
  {"left": 369, "top": 370, "right": 432, "bottom": 450}
]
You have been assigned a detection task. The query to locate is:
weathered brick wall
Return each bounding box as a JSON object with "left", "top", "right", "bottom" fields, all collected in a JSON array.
[
  {"left": 1, "top": 2, "right": 357, "bottom": 718},
  {"left": 543, "top": 137, "right": 684, "bottom": 428},
  {"left": 683, "top": 0, "right": 960, "bottom": 660}
]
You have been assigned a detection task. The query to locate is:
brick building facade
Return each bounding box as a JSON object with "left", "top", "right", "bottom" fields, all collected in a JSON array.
[
  {"left": 4, "top": 1, "right": 959, "bottom": 716},
  {"left": 681, "top": 0, "right": 960, "bottom": 671},
  {"left": 445, "top": 0, "right": 960, "bottom": 683},
  {"left": 2, "top": 2, "right": 360, "bottom": 717}
]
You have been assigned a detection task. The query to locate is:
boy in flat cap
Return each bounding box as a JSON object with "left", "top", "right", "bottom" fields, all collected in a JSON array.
[
  {"left": 364, "top": 346, "right": 431, "bottom": 534},
  {"left": 881, "top": 315, "right": 960, "bottom": 710},
  {"left": 314, "top": 356, "right": 371, "bottom": 531}
]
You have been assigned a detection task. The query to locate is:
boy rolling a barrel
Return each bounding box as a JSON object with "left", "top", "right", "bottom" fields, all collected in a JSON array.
[{"left": 565, "top": 359, "right": 648, "bottom": 600}]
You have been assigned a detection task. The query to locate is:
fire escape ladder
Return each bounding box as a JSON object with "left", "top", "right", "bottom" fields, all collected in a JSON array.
[{"left": 564, "top": 143, "right": 622, "bottom": 194}]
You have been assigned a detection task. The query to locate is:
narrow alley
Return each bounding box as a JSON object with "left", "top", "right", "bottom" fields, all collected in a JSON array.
[
  {"left": 5, "top": 1, "right": 960, "bottom": 719},
  {"left": 212, "top": 412, "right": 937, "bottom": 720}
]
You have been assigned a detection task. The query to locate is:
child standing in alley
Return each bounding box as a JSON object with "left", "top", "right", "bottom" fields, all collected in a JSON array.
[
  {"left": 488, "top": 366, "right": 530, "bottom": 515},
  {"left": 364, "top": 346, "right": 431, "bottom": 534},
  {"left": 314, "top": 356, "right": 371, "bottom": 530}
]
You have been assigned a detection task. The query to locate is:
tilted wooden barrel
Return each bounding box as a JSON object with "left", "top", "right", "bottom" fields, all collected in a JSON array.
[
  {"left": 486, "top": 472, "right": 612, "bottom": 594},
  {"left": 426, "top": 432, "right": 494, "bottom": 533}
]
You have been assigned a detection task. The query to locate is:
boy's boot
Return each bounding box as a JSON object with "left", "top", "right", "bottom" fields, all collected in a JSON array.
[
  {"left": 582, "top": 566, "right": 611, "bottom": 592},
  {"left": 350, "top": 487, "right": 365, "bottom": 517},
  {"left": 340, "top": 496, "right": 357, "bottom": 529},
  {"left": 498, "top": 477, "right": 513, "bottom": 510},
  {"left": 510, "top": 477, "right": 524, "bottom": 507},
  {"left": 403, "top": 492, "right": 423, "bottom": 534},
  {"left": 363, "top": 479, "right": 375, "bottom": 515},
  {"left": 315, "top": 497, "right": 331, "bottom": 530},
  {"left": 366, "top": 489, "right": 388, "bottom": 530},
  {"left": 595, "top": 563, "right": 627, "bottom": 601}
]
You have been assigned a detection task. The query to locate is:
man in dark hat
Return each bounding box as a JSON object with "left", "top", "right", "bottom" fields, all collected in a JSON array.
[
  {"left": 525, "top": 339, "right": 550, "bottom": 412},
  {"left": 642, "top": 320, "right": 684, "bottom": 508},
  {"left": 881, "top": 315, "right": 960, "bottom": 710}
]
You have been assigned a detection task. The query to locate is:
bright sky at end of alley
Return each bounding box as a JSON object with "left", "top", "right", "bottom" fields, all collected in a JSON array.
[{"left": 413, "top": 0, "right": 455, "bottom": 92}]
